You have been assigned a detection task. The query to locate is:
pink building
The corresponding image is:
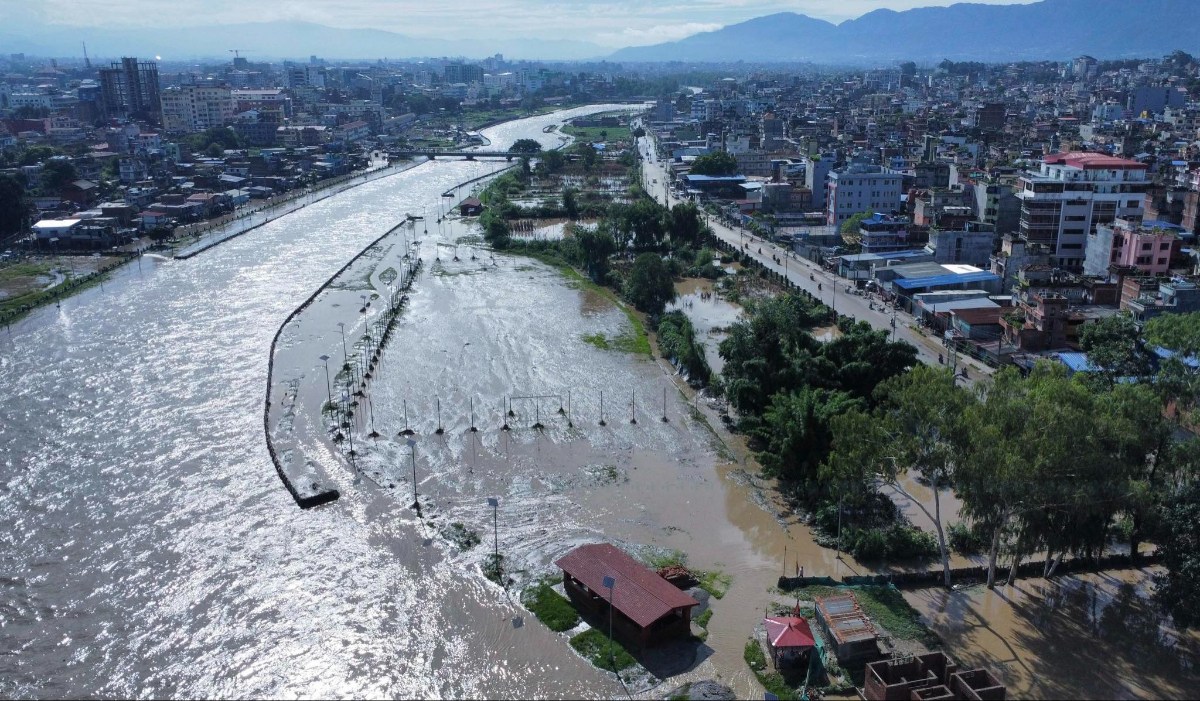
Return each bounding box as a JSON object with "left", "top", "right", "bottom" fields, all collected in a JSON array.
[{"left": 1086, "top": 218, "right": 1182, "bottom": 277}]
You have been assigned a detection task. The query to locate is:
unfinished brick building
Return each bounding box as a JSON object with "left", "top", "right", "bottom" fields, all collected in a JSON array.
[{"left": 864, "top": 652, "right": 1006, "bottom": 700}]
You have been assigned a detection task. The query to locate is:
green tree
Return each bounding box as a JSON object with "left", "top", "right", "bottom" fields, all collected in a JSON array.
[
  {"left": 574, "top": 226, "right": 615, "bottom": 281},
  {"left": 957, "top": 367, "right": 1032, "bottom": 587},
  {"left": 627, "top": 199, "right": 666, "bottom": 251},
  {"left": 0, "top": 174, "right": 29, "bottom": 236},
  {"left": 756, "top": 388, "right": 862, "bottom": 483},
  {"left": 1153, "top": 481, "right": 1200, "bottom": 628},
  {"left": 840, "top": 211, "right": 873, "bottom": 235},
  {"left": 668, "top": 202, "right": 703, "bottom": 248},
  {"left": 689, "top": 151, "right": 738, "bottom": 176},
  {"left": 1079, "top": 313, "right": 1153, "bottom": 388},
  {"left": 510, "top": 138, "right": 543, "bottom": 154},
  {"left": 562, "top": 187, "right": 579, "bottom": 220},
  {"left": 624, "top": 252, "right": 675, "bottom": 316},
  {"left": 870, "top": 365, "right": 974, "bottom": 587},
  {"left": 40, "top": 158, "right": 77, "bottom": 195},
  {"left": 538, "top": 149, "right": 565, "bottom": 174},
  {"left": 19, "top": 146, "right": 61, "bottom": 167},
  {"left": 571, "top": 142, "right": 598, "bottom": 170}
]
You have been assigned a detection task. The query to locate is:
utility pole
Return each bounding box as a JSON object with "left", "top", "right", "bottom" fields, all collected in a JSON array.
[
  {"left": 487, "top": 497, "right": 499, "bottom": 566},
  {"left": 407, "top": 438, "right": 418, "bottom": 510}
]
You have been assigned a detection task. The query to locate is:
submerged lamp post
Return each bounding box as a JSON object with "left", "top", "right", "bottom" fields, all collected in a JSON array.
[
  {"left": 319, "top": 354, "right": 333, "bottom": 418},
  {"left": 487, "top": 497, "right": 499, "bottom": 566},
  {"left": 407, "top": 438, "right": 418, "bottom": 510}
]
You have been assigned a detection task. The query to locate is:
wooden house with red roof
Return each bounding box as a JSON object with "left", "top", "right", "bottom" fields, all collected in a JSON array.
[{"left": 555, "top": 543, "right": 699, "bottom": 647}]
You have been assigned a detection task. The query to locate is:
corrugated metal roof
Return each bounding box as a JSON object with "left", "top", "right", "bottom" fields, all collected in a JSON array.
[
  {"left": 555, "top": 543, "right": 698, "bottom": 628},
  {"left": 893, "top": 271, "right": 1000, "bottom": 291},
  {"left": 815, "top": 593, "right": 877, "bottom": 646}
]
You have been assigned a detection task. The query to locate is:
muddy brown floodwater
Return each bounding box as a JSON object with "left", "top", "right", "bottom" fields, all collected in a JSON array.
[{"left": 907, "top": 571, "right": 1199, "bottom": 699}]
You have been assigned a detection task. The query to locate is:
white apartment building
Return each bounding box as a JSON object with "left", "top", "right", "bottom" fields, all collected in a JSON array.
[
  {"left": 160, "top": 85, "right": 234, "bottom": 134},
  {"left": 1016, "top": 152, "right": 1149, "bottom": 271},
  {"left": 826, "top": 163, "right": 904, "bottom": 226}
]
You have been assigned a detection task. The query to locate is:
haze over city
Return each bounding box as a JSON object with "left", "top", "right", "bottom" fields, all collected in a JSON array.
[{"left": 1, "top": 0, "right": 1199, "bottom": 700}]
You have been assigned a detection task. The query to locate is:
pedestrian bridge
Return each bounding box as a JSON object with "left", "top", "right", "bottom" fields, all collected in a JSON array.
[{"left": 391, "top": 150, "right": 531, "bottom": 160}]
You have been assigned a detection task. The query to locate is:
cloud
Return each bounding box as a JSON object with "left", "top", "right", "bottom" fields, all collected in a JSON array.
[{"left": 595, "top": 22, "right": 725, "bottom": 47}]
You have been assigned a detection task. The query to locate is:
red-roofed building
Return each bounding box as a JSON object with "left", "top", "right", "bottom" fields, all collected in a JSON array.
[
  {"left": 764, "top": 614, "right": 816, "bottom": 668},
  {"left": 1016, "top": 151, "right": 1149, "bottom": 272},
  {"left": 555, "top": 543, "right": 699, "bottom": 647}
]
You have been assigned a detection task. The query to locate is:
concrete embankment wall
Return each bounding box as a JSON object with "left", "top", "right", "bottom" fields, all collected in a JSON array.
[{"left": 263, "top": 220, "right": 412, "bottom": 509}]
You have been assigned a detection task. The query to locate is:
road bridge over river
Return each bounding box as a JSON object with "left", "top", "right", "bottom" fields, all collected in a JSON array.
[{"left": 392, "top": 149, "right": 529, "bottom": 160}]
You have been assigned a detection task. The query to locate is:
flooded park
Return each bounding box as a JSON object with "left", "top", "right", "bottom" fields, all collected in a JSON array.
[{"left": 1, "top": 105, "right": 1196, "bottom": 699}]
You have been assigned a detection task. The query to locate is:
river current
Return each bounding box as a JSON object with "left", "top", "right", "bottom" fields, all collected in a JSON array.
[{"left": 0, "top": 106, "right": 647, "bottom": 699}]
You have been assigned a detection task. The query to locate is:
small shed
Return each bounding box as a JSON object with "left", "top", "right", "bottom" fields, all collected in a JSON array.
[
  {"left": 814, "top": 592, "right": 879, "bottom": 662},
  {"left": 459, "top": 196, "right": 483, "bottom": 216},
  {"left": 764, "top": 614, "right": 816, "bottom": 668},
  {"left": 555, "top": 543, "right": 699, "bottom": 648}
]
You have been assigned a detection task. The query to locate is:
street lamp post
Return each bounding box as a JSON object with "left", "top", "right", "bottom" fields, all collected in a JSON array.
[
  {"left": 337, "top": 322, "right": 349, "bottom": 365},
  {"left": 407, "top": 438, "right": 418, "bottom": 509},
  {"left": 319, "top": 354, "right": 333, "bottom": 418},
  {"left": 487, "top": 497, "right": 499, "bottom": 565}
]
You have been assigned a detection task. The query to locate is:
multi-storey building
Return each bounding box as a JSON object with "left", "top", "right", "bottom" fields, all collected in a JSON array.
[
  {"left": 827, "top": 163, "right": 904, "bottom": 226},
  {"left": 858, "top": 213, "right": 910, "bottom": 254},
  {"left": 1015, "top": 152, "right": 1148, "bottom": 272},
  {"left": 804, "top": 153, "right": 837, "bottom": 214},
  {"left": 160, "top": 85, "right": 234, "bottom": 134},
  {"left": 98, "top": 57, "right": 161, "bottom": 124},
  {"left": 1084, "top": 218, "right": 1182, "bottom": 277},
  {"left": 443, "top": 63, "right": 484, "bottom": 84}
]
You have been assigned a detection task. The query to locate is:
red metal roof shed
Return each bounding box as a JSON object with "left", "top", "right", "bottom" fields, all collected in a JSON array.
[{"left": 554, "top": 543, "right": 698, "bottom": 628}]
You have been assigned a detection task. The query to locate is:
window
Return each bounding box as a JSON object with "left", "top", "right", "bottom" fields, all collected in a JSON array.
[
  {"left": 1142, "top": 242, "right": 1153, "bottom": 251},
  {"left": 1160, "top": 242, "right": 1171, "bottom": 250},
  {"left": 1157, "top": 258, "right": 1168, "bottom": 265}
]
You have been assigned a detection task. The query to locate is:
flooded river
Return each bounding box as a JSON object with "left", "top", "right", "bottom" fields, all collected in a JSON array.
[{"left": 2, "top": 104, "right": 1196, "bottom": 700}]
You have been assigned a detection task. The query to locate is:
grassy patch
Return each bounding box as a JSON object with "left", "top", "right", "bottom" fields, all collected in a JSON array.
[
  {"left": 442, "top": 522, "right": 481, "bottom": 551},
  {"left": 697, "top": 570, "right": 732, "bottom": 600},
  {"left": 582, "top": 332, "right": 610, "bottom": 349},
  {"left": 787, "top": 584, "right": 937, "bottom": 644},
  {"left": 515, "top": 250, "right": 651, "bottom": 357},
  {"left": 562, "top": 124, "right": 626, "bottom": 142},
  {"left": 570, "top": 628, "right": 637, "bottom": 672},
  {"left": 0, "top": 261, "right": 52, "bottom": 282},
  {"left": 745, "top": 640, "right": 799, "bottom": 700},
  {"left": 521, "top": 580, "right": 580, "bottom": 632},
  {"left": 695, "top": 608, "right": 713, "bottom": 629},
  {"left": 379, "top": 267, "right": 398, "bottom": 285},
  {"left": 744, "top": 639, "right": 767, "bottom": 671},
  {"left": 483, "top": 553, "right": 506, "bottom": 585},
  {"left": 643, "top": 549, "right": 688, "bottom": 570}
]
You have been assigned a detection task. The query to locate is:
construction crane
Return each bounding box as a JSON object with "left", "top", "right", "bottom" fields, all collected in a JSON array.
[{"left": 228, "top": 49, "right": 251, "bottom": 59}]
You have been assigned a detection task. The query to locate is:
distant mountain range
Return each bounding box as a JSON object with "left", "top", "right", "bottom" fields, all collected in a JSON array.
[
  {"left": 2, "top": 0, "right": 1198, "bottom": 64},
  {"left": 0, "top": 20, "right": 606, "bottom": 62},
  {"left": 609, "top": 0, "right": 1200, "bottom": 64}
]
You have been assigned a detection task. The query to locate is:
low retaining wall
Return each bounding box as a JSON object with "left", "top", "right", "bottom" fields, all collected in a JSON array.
[
  {"left": 263, "top": 220, "right": 412, "bottom": 508},
  {"left": 777, "top": 552, "right": 1162, "bottom": 591}
]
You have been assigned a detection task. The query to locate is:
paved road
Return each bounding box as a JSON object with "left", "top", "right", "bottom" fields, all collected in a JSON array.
[{"left": 636, "top": 136, "right": 994, "bottom": 384}]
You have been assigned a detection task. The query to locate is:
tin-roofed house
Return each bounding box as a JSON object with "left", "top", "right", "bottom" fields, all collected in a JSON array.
[{"left": 555, "top": 543, "right": 699, "bottom": 648}]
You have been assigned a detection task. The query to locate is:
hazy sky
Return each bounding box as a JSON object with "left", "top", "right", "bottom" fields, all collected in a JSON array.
[{"left": 9, "top": 0, "right": 1041, "bottom": 47}]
